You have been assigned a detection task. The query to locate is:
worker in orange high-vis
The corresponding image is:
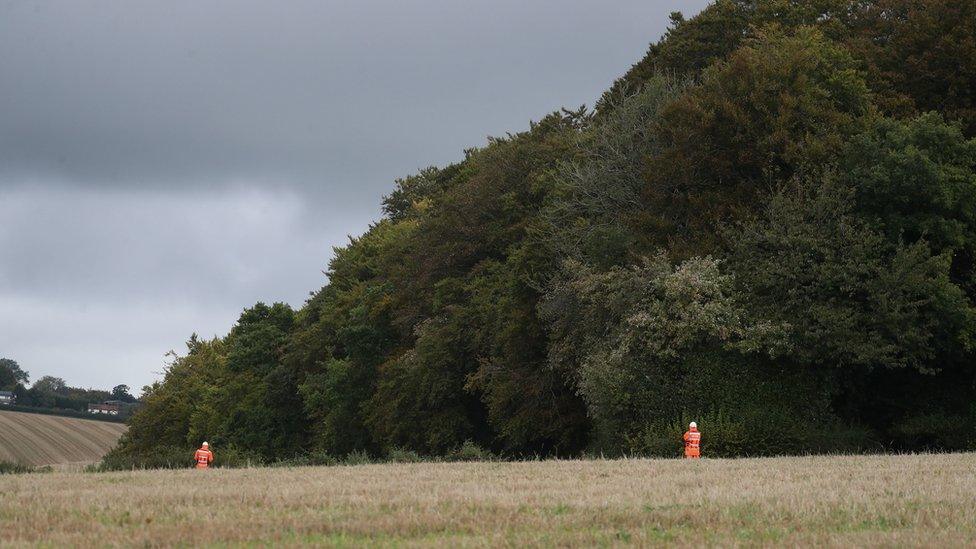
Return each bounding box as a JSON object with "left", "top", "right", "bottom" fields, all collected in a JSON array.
[
  {"left": 194, "top": 441, "right": 214, "bottom": 469},
  {"left": 682, "top": 422, "right": 701, "bottom": 459}
]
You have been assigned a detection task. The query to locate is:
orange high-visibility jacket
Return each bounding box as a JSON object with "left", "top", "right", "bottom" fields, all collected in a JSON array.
[
  {"left": 683, "top": 430, "right": 701, "bottom": 458},
  {"left": 194, "top": 448, "right": 214, "bottom": 469}
]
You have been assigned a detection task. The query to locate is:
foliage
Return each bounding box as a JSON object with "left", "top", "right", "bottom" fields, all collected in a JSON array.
[
  {"left": 298, "top": 358, "right": 375, "bottom": 456},
  {"left": 97, "top": 441, "right": 193, "bottom": 471},
  {"left": 341, "top": 450, "right": 374, "bottom": 466},
  {"left": 889, "top": 407, "right": 976, "bottom": 451},
  {"left": 538, "top": 78, "right": 687, "bottom": 265},
  {"left": 840, "top": 113, "right": 976, "bottom": 297},
  {"left": 630, "top": 410, "right": 876, "bottom": 458},
  {"left": 449, "top": 440, "right": 498, "bottom": 462},
  {"left": 0, "top": 461, "right": 36, "bottom": 475},
  {"left": 727, "top": 176, "right": 975, "bottom": 373},
  {"left": 7, "top": 373, "right": 128, "bottom": 414},
  {"left": 542, "top": 254, "right": 794, "bottom": 449},
  {"left": 1, "top": 357, "right": 135, "bottom": 413},
  {"left": 850, "top": 0, "right": 976, "bottom": 135},
  {"left": 641, "top": 26, "right": 870, "bottom": 252},
  {"left": 0, "top": 358, "right": 29, "bottom": 390},
  {"left": 386, "top": 447, "right": 424, "bottom": 463},
  {"left": 602, "top": 0, "right": 976, "bottom": 135},
  {"left": 111, "top": 385, "right": 137, "bottom": 403},
  {"left": 366, "top": 315, "right": 483, "bottom": 455},
  {"left": 115, "top": 0, "right": 976, "bottom": 462},
  {"left": 843, "top": 114, "right": 976, "bottom": 252}
]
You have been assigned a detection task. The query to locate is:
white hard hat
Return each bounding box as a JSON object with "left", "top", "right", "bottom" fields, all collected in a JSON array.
[
  {"left": 202, "top": 441, "right": 209, "bottom": 447},
  {"left": 689, "top": 422, "right": 697, "bottom": 429}
]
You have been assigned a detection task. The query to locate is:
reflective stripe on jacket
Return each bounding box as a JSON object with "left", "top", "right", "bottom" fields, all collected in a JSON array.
[
  {"left": 194, "top": 449, "right": 214, "bottom": 467},
  {"left": 683, "top": 430, "right": 701, "bottom": 457}
]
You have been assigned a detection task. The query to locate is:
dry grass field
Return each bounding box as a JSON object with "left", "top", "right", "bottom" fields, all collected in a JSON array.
[
  {"left": 1, "top": 453, "right": 974, "bottom": 547},
  {"left": 0, "top": 410, "right": 127, "bottom": 469}
]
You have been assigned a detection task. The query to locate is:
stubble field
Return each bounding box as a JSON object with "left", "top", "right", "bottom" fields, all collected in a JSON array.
[
  {"left": 1, "top": 453, "right": 974, "bottom": 547},
  {"left": 0, "top": 410, "right": 126, "bottom": 469}
]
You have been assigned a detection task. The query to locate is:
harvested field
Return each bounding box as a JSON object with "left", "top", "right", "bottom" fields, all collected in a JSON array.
[
  {"left": 1, "top": 452, "right": 974, "bottom": 547},
  {"left": 0, "top": 409, "right": 127, "bottom": 467}
]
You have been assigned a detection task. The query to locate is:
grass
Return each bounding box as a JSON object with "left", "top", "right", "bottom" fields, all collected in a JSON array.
[
  {"left": 0, "top": 460, "right": 36, "bottom": 475},
  {"left": 2, "top": 453, "right": 975, "bottom": 546},
  {"left": 0, "top": 410, "right": 127, "bottom": 469}
]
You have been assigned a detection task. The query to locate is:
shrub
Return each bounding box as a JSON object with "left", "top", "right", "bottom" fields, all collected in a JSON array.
[
  {"left": 268, "top": 451, "right": 340, "bottom": 468},
  {"left": 95, "top": 444, "right": 193, "bottom": 471},
  {"left": 387, "top": 447, "right": 424, "bottom": 463},
  {"left": 342, "top": 450, "right": 373, "bottom": 466},
  {"left": 306, "top": 451, "right": 340, "bottom": 466},
  {"left": 449, "top": 440, "right": 497, "bottom": 462},
  {"left": 890, "top": 409, "right": 976, "bottom": 452},
  {"left": 800, "top": 423, "right": 879, "bottom": 455},
  {"left": 630, "top": 411, "right": 747, "bottom": 458},
  {"left": 629, "top": 410, "right": 876, "bottom": 458},
  {"left": 0, "top": 460, "right": 35, "bottom": 474},
  {"left": 213, "top": 445, "right": 264, "bottom": 468}
]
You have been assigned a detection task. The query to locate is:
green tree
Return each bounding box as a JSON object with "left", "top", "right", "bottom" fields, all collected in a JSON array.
[
  {"left": 208, "top": 303, "right": 300, "bottom": 458},
  {"left": 850, "top": 0, "right": 976, "bottom": 135},
  {"left": 288, "top": 220, "right": 408, "bottom": 456},
  {"left": 111, "top": 384, "right": 137, "bottom": 403},
  {"left": 463, "top": 259, "right": 589, "bottom": 455},
  {"left": 644, "top": 26, "right": 869, "bottom": 252},
  {"left": 598, "top": 0, "right": 858, "bottom": 116},
  {"left": 0, "top": 358, "right": 29, "bottom": 390},
  {"left": 125, "top": 336, "right": 225, "bottom": 454},
  {"left": 540, "top": 254, "right": 784, "bottom": 450},
  {"left": 29, "top": 376, "right": 67, "bottom": 408},
  {"left": 299, "top": 358, "right": 375, "bottom": 456},
  {"left": 365, "top": 314, "right": 484, "bottom": 455},
  {"left": 726, "top": 176, "right": 975, "bottom": 373},
  {"left": 841, "top": 114, "right": 976, "bottom": 293},
  {"left": 539, "top": 78, "right": 687, "bottom": 266}
]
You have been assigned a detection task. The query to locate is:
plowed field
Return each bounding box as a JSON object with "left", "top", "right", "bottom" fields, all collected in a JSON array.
[{"left": 0, "top": 410, "right": 126, "bottom": 467}]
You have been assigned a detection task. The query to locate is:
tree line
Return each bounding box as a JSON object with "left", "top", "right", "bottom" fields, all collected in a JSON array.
[
  {"left": 115, "top": 0, "right": 976, "bottom": 464},
  {"left": 0, "top": 358, "right": 137, "bottom": 413}
]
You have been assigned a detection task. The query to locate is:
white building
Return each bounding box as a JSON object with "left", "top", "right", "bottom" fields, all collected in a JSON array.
[{"left": 88, "top": 401, "right": 121, "bottom": 415}]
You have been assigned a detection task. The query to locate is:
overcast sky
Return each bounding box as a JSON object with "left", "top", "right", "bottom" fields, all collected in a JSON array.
[{"left": 0, "top": 0, "right": 710, "bottom": 392}]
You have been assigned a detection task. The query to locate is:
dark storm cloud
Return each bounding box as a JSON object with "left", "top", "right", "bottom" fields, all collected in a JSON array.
[
  {"left": 0, "top": 0, "right": 710, "bottom": 390},
  {"left": 1, "top": 0, "right": 710, "bottom": 196}
]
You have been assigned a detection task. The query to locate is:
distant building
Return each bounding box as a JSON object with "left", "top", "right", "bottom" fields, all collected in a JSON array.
[
  {"left": 0, "top": 391, "right": 14, "bottom": 405},
  {"left": 88, "top": 401, "right": 121, "bottom": 416}
]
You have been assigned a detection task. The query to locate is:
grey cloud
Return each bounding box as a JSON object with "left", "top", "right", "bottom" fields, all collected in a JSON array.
[
  {"left": 0, "top": 0, "right": 710, "bottom": 390},
  {"left": 0, "top": 293, "right": 239, "bottom": 390},
  {"left": 0, "top": 184, "right": 341, "bottom": 306},
  {"left": 0, "top": 184, "right": 349, "bottom": 389},
  {"left": 1, "top": 0, "right": 710, "bottom": 193}
]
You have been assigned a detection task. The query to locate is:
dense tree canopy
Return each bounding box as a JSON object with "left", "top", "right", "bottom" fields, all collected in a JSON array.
[
  {"left": 119, "top": 0, "right": 976, "bottom": 462},
  {"left": 0, "top": 358, "right": 29, "bottom": 390}
]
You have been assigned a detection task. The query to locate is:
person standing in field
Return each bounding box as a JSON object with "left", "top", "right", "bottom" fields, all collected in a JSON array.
[
  {"left": 683, "top": 422, "right": 701, "bottom": 459},
  {"left": 194, "top": 441, "right": 214, "bottom": 469}
]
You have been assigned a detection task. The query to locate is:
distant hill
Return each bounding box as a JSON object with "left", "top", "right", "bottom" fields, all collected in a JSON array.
[{"left": 0, "top": 409, "right": 126, "bottom": 468}]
